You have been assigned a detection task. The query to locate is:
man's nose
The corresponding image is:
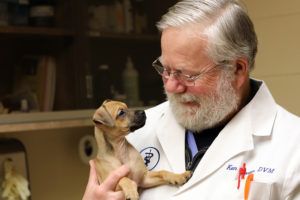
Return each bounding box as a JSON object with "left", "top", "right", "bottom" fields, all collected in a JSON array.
[{"left": 164, "top": 75, "right": 186, "bottom": 93}]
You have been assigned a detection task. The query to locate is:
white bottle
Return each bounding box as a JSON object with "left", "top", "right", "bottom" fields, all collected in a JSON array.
[{"left": 122, "top": 56, "right": 140, "bottom": 106}]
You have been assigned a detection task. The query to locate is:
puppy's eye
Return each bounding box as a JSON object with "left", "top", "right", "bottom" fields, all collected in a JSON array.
[{"left": 117, "top": 109, "right": 126, "bottom": 118}]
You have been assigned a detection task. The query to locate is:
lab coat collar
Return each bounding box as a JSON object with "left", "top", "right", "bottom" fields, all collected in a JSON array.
[
  {"left": 173, "top": 79, "right": 278, "bottom": 195},
  {"left": 247, "top": 80, "right": 277, "bottom": 136},
  {"left": 156, "top": 104, "right": 187, "bottom": 172}
]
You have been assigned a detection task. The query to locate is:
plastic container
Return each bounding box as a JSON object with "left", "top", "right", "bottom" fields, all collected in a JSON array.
[
  {"left": 122, "top": 56, "right": 140, "bottom": 107},
  {"left": 123, "top": 0, "right": 133, "bottom": 33},
  {"left": 29, "top": 0, "right": 55, "bottom": 27}
]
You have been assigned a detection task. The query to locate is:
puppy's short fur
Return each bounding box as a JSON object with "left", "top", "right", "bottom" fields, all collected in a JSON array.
[{"left": 93, "top": 100, "right": 192, "bottom": 200}]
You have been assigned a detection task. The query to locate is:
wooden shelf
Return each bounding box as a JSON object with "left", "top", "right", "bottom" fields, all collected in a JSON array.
[
  {"left": 0, "top": 26, "right": 75, "bottom": 37},
  {"left": 0, "top": 109, "right": 94, "bottom": 133},
  {"left": 0, "top": 105, "right": 150, "bottom": 133}
]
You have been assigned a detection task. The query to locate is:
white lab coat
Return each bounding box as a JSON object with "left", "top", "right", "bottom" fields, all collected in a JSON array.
[{"left": 127, "top": 79, "right": 300, "bottom": 200}]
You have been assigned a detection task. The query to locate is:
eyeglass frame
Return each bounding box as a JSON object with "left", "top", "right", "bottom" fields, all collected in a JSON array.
[{"left": 152, "top": 57, "right": 227, "bottom": 86}]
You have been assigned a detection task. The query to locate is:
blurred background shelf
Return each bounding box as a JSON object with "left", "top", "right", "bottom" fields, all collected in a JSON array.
[
  {"left": 0, "top": 26, "right": 75, "bottom": 37},
  {"left": 0, "top": 0, "right": 177, "bottom": 114},
  {"left": 0, "top": 109, "right": 94, "bottom": 133},
  {"left": 88, "top": 32, "right": 160, "bottom": 41},
  {"left": 0, "top": 0, "right": 177, "bottom": 199}
]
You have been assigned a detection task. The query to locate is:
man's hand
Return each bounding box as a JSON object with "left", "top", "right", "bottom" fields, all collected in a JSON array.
[{"left": 82, "top": 160, "right": 130, "bottom": 200}]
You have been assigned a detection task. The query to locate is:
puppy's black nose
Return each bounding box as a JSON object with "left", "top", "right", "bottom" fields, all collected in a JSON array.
[
  {"left": 135, "top": 110, "right": 145, "bottom": 117},
  {"left": 129, "top": 110, "right": 146, "bottom": 132}
]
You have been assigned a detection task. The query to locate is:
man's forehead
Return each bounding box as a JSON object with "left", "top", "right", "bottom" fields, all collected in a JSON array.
[{"left": 161, "top": 27, "right": 212, "bottom": 71}]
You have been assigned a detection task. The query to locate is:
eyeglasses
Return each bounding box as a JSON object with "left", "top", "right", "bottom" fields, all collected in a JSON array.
[{"left": 152, "top": 58, "right": 224, "bottom": 86}]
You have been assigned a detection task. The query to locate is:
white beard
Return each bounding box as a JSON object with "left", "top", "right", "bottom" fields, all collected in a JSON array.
[{"left": 166, "top": 71, "right": 239, "bottom": 132}]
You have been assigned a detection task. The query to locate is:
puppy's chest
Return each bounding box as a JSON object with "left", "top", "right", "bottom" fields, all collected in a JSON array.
[
  {"left": 114, "top": 149, "right": 144, "bottom": 183},
  {"left": 114, "top": 151, "right": 129, "bottom": 163},
  {"left": 112, "top": 147, "right": 131, "bottom": 163},
  {"left": 114, "top": 148, "right": 138, "bottom": 164},
  {"left": 113, "top": 143, "right": 137, "bottom": 161}
]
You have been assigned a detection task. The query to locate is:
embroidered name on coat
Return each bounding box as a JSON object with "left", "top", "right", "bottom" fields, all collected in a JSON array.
[{"left": 226, "top": 164, "right": 275, "bottom": 174}]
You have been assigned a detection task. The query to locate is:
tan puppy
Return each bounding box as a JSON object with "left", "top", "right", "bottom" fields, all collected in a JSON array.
[{"left": 92, "top": 100, "right": 192, "bottom": 200}]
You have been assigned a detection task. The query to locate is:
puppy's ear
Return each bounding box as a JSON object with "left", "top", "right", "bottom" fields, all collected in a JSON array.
[
  {"left": 102, "top": 99, "right": 111, "bottom": 104},
  {"left": 93, "top": 105, "right": 115, "bottom": 127}
]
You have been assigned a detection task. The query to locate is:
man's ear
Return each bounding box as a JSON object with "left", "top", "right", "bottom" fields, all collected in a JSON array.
[
  {"left": 234, "top": 57, "right": 249, "bottom": 89},
  {"left": 93, "top": 105, "right": 115, "bottom": 127}
]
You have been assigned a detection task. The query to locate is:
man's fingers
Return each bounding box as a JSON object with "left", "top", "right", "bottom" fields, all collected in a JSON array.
[
  {"left": 87, "top": 160, "right": 99, "bottom": 185},
  {"left": 108, "top": 191, "right": 126, "bottom": 200},
  {"left": 83, "top": 163, "right": 131, "bottom": 200},
  {"left": 101, "top": 165, "right": 130, "bottom": 191}
]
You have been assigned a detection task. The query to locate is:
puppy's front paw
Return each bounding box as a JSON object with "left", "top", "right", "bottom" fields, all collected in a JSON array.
[
  {"left": 123, "top": 188, "right": 139, "bottom": 200},
  {"left": 183, "top": 170, "right": 193, "bottom": 182},
  {"left": 169, "top": 171, "right": 192, "bottom": 185}
]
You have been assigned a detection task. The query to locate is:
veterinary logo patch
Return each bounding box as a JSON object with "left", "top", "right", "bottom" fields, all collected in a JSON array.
[{"left": 140, "top": 147, "right": 160, "bottom": 171}]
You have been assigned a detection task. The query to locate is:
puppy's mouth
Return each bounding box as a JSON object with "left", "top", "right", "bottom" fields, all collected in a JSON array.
[
  {"left": 129, "top": 110, "right": 146, "bottom": 132},
  {"left": 93, "top": 119, "right": 102, "bottom": 125},
  {"left": 130, "top": 121, "right": 146, "bottom": 132}
]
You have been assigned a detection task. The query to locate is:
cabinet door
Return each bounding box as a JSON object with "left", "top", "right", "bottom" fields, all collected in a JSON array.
[{"left": 86, "top": 0, "right": 178, "bottom": 108}]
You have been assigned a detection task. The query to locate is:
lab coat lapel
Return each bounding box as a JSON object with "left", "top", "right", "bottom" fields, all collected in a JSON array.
[
  {"left": 175, "top": 108, "right": 254, "bottom": 195},
  {"left": 175, "top": 80, "right": 278, "bottom": 195},
  {"left": 156, "top": 105, "right": 186, "bottom": 172}
]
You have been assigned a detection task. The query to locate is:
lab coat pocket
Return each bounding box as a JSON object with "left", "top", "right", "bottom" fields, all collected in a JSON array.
[{"left": 248, "top": 181, "right": 273, "bottom": 200}]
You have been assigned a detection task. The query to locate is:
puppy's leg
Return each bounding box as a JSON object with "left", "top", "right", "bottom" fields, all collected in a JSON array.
[
  {"left": 116, "top": 177, "right": 139, "bottom": 200},
  {"left": 94, "top": 159, "right": 139, "bottom": 200},
  {"left": 140, "top": 170, "right": 192, "bottom": 188}
]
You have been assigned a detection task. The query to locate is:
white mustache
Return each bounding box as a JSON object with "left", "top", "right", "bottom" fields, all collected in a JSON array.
[
  {"left": 164, "top": 70, "right": 238, "bottom": 132},
  {"left": 167, "top": 92, "right": 202, "bottom": 104}
]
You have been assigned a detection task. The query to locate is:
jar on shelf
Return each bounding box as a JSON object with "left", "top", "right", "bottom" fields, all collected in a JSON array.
[{"left": 29, "top": 0, "right": 55, "bottom": 27}]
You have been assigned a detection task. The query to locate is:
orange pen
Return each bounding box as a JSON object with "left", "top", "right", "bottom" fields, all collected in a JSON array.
[{"left": 244, "top": 174, "right": 254, "bottom": 200}]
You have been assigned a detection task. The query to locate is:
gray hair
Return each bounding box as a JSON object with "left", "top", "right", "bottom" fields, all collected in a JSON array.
[{"left": 156, "top": 0, "right": 258, "bottom": 70}]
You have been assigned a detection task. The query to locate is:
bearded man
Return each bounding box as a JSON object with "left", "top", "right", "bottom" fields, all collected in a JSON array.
[{"left": 83, "top": 0, "right": 300, "bottom": 199}]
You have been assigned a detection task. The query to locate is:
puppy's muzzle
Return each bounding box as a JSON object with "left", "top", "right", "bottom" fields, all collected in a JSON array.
[{"left": 130, "top": 110, "right": 146, "bottom": 132}]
